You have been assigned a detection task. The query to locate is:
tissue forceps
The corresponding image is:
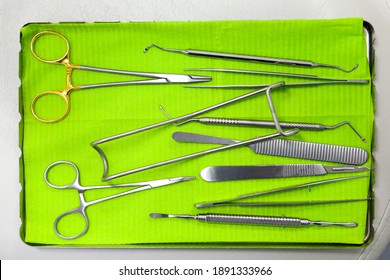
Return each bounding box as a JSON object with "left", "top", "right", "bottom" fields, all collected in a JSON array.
[
  {"left": 195, "top": 176, "right": 368, "bottom": 208},
  {"left": 44, "top": 160, "right": 195, "bottom": 239},
  {"left": 30, "top": 31, "right": 211, "bottom": 123},
  {"left": 144, "top": 44, "right": 359, "bottom": 73},
  {"left": 183, "top": 68, "right": 369, "bottom": 89},
  {"left": 186, "top": 68, "right": 369, "bottom": 83}
]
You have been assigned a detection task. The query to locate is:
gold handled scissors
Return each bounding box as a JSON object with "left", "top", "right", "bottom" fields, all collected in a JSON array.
[
  {"left": 30, "top": 31, "right": 211, "bottom": 123},
  {"left": 44, "top": 160, "right": 195, "bottom": 239}
]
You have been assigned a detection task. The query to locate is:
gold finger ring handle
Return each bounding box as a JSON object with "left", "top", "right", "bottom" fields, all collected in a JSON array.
[
  {"left": 30, "top": 31, "right": 70, "bottom": 64},
  {"left": 31, "top": 91, "right": 70, "bottom": 123}
]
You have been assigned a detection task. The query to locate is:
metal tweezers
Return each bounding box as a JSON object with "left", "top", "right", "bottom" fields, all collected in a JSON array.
[{"left": 195, "top": 176, "right": 369, "bottom": 208}]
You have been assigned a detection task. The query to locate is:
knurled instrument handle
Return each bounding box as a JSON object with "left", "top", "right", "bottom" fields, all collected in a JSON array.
[
  {"left": 198, "top": 214, "right": 304, "bottom": 227},
  {"left": 198, "top": 117, "right": 324, "bottom": 130}
]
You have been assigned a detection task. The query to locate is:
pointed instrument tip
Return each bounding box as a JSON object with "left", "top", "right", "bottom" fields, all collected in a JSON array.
[
  {"left": 194, "top": 202, "right": 215, "bottom": 208},
  {"left": 188, "top": 75, "right": 213, "bottom": 83},
  {"left": 169, "top": 176, "right": 196, "bottom": 183}
]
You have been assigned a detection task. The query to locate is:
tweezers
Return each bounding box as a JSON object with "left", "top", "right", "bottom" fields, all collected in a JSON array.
[{"left": 195, "top": 176, "right": 369, "bottom": 208}]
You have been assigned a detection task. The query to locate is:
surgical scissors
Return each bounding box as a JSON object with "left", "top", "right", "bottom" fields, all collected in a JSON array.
[
  {"left": 44, "top": 160, "right": 195, "bottom": 239},
  {"left": 30, "top": 31, "right": 211, "bottom": 123}
]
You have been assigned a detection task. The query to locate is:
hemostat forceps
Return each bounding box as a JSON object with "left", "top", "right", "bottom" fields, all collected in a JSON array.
[
  {"left": 44, "top": 160, "right": 195, "bottom": 239},
  {"left": 30, "top": 31, "right": 211, "bottom": 123},
  {"left": 144, "top": 44, "right": 359, "bottom": 73}
]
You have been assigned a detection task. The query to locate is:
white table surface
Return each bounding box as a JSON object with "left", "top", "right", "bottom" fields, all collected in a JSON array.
[{"left": 1, "top": 0, "right": 389, "bottom": 260}]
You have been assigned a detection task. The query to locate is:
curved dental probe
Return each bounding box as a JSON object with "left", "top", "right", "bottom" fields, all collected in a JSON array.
[
  {"left": 314, "top": 63, "right": 359, "bottom": 73},
  {"left": 325, "top": 121, "right": 366, "bottom": 142},
  {"left": 159, "top": 106, "right": 366, "bottom": 143},
  {"left": 144, "top": 44, "right": 359, "bottom": 73}
]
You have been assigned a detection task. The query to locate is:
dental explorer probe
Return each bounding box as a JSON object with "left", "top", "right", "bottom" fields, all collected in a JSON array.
[
  {"left": 144, "top": 45, "right": 359, "bottom": 73},
  {"left": 159, "top": 106, "right": 366, "bottom": 142}
]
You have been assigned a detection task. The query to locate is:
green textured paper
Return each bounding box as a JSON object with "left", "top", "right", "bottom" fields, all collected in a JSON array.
[{"left": 20, "top": 19, "right": 373, "bottom": 246}]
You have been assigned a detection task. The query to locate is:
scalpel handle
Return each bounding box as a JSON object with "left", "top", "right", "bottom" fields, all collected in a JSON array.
[
  {"left": 173, "top": 132, "right": 368, "bottom": 165},
  {"left": 200, "top": 164, "right": 328, "bottom": 182},
  {"left": 200, "top": 165, "right": 369, "bottom": 182}
]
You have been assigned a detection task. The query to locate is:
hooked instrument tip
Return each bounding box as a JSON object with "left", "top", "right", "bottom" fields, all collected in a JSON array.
[
  {"left": 143, "top": 44, "right": 156, "bottom": 53},
  {"left": 316, "top": 63, "right": 359, "bottom": 73},
  {"left": 342, "top": 63, "right": 359, "bottom": 73},
  {"left": 144, "top": 44, "right": 188, "bottom": 55},
  {"left": 326, "top": 121, "right": 366, "bottom": 143}
]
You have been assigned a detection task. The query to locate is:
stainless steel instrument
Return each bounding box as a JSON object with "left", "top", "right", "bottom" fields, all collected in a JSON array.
[
  {"left": 144, "top": 45, "right": 359, "bottom": 73},
  {"left": 195, "top": 176, "right": 368, "bottom": 208},
  {"left": 104, "top": 130, "right": 297, "bottom": 181},
  {"left": 150, "top": 213, "right": 358, "bottom": 228},
  {"left": 173, "top": 132, "right": 368, "bottom": 165},
  {"left": 160, "top": 107, "right": 366, "bottom": 142},
  {"left": 182, "top": 68, "right": 368, "bottom": 89},
  {"left": 44, "top": 160, "right": 195, "bottom": 239},
  {"left": 29, "top": 31, "right": 211, "bottom": 123},
  {"left": 200, "top": 164, "right": 370, "bottom": 182},
  {"left": 91, "top": 82, "right": 298, "bottom": 181},
  {"left": 185, "top": 68, "right": 368, "bottom": 83}
]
